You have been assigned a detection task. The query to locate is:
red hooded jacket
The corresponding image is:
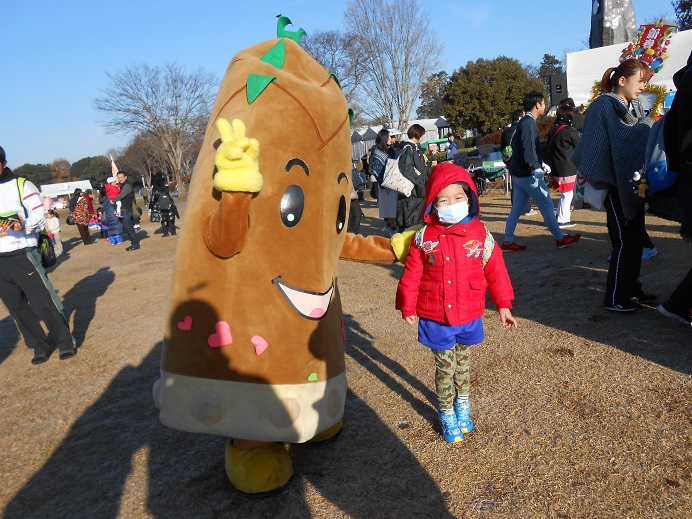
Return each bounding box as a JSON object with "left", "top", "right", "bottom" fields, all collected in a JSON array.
[{"left": 396, "top": 163, "right": 514, "bottom": 325}]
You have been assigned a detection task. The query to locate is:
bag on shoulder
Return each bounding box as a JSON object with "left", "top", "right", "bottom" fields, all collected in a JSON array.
[
  {"left": 643, "top": 115, "right": 678, "bottom": 197},
  {"left": 37, "top": 231, "right": 56, "bottom": 268},
  {"left": 380, "top": 158, "right": 414, "bottom": 196},
  {"left": 501, "top": 144, "right": 513, "bottom": 163}
]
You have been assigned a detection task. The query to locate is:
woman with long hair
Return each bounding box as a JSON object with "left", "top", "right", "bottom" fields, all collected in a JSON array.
[
  {"left": 369, "top": 128, "right": 398, "bottom": 235},
  {"left": 572, "top": 59, "right": 654, "bottom": 312},
  {"left": 546, "top": 104, "right": 580, "bottom": 228}
]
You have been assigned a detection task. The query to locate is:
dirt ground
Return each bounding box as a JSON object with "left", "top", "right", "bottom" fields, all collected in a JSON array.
[{"left": 0, "top": 190, "right": 690, "bottom": 519}]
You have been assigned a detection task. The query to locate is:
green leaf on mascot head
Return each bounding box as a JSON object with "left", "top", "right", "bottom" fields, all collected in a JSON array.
[
  {"left": 260, "top": 39, "right": 285, "bottom": 69},
  {"left": 329, "top": 73, "right": 342, "bottom": 91},
  {"left": 276, "top": 14, "right": 307, "bottom": 44},
  {"left": 247, "top": 74, "right": 277, "bottom": 105}
]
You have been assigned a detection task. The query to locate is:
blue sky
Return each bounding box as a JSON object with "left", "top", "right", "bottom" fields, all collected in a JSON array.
[{"left": 3, "top": 0, "right": 670, "bottom": 167}]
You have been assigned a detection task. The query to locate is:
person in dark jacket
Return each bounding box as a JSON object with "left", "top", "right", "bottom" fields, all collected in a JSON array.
[
  {"left": 502, "top": 91, "right": 581, "bottom": 251},
  {"left": 658, "top": 51, "right": 692, "bottom": 326},
  {"left": 98, "top": 186, "right": 123, "bottom": 245},
  {"left": 396, "top": 124, "right": 430, "bottom": 230},
  {"left": 546, "top": 104, "right": 581, "bottom": 228},
  {"left": 559, "top": 97, "right": 585, "bottom": 133},
  {"left": 112, "top": 171, "right": 140, "bottom": 251},
  {"left": 501, "top": 109, "right": 534, "bottom": 216}
]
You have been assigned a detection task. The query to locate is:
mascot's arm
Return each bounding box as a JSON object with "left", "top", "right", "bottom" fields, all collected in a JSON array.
[
  {"left": 339, "top": 234, "right": 397, "bottom": 264},
  {"left": 204, "top": 118, "right": 262, "bottom": 259}
]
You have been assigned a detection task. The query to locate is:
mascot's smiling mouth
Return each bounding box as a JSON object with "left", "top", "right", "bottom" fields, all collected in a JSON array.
[{"left": 272, "top": 276, "right": 334, "bottom": 320}]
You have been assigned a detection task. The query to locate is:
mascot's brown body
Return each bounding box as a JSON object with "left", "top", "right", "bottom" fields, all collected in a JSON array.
[{"left": 153, "top": 31, "right": 395, "bottom": 494}]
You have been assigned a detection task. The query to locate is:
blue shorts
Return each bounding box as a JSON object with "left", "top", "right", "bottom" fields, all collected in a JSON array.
[{"left": 418, "top": 317, "right": 484, "bottom": 351}]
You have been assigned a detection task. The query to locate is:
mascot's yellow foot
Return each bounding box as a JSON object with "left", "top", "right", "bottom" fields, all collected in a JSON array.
[
  {"left": 307, "top": 420, "right": 343, "bottom": 443},
  {"left": 225, "top": 440, "right": 293, "bottom": 495}
]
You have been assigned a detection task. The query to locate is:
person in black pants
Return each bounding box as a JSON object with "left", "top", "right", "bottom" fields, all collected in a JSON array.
[
  {"left": 112, "top": 171, "right": 141, "bottom": 251},
  {"left": 658, "top": 52, "right": 692, "bottom": 326},
  {"left": 0, "top": 146, "right": 77, "bottom": 364}
]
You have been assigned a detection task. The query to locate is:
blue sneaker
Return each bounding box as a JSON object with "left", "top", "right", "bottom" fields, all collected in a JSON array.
[
  {"left": 642, "top": 247, "right": 658, "bottom": 261},
  {"left": 438, "top": 409, "right": 464, "bottom": 443},
  {"left": 454, "top": 398, "right": 474, "bottom": 434}
]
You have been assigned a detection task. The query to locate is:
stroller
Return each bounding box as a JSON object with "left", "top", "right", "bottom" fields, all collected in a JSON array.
[{"left": 469, "top": 161, "right": 509, "bottom": 197}]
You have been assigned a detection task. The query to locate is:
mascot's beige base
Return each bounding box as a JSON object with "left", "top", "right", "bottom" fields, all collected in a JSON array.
[{"left": 154, "top": 370, "right": 345, "bottom": 443}]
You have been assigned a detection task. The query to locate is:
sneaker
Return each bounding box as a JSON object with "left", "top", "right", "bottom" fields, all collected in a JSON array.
[
  {"left": 630, "top": 291, "right": 656, "bottom": 304},
  {"left": 125, "top": 245, "right": 140, "bottom": 251},
  {"left": 605, "top": 301, "right": 640, "bottom": 312},
  {"left": 454, "top": 398, "right": 474, "bottom": 434},
  {"left": 523, "top": 209, "right": 538, "bottom": 216},
  {"left": 31, "top": 351, "right": 50, "bottom": 365},
  {"left": 556, "top": 233, "right": 581, "bottom": 248},
  {"left": 657, "top": 299, "right": 692, "bottom": 326},
  {"left": 558, "top": 221, "right": 576, "bottom": 229},
  {"left": 501, "top": 241, "right": 527, "bottom": 252},
  {"left": 438, "top": 409, "right": 465, "bottom": 443},
  {"left": 59, "top": 347, "right": 77, "bottom": 360},
  {"left": 642, "top": 247, "right": 658, "bottom": 261}
]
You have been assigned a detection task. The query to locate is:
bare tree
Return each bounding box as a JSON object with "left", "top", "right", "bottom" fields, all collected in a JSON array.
[
  {"left": 301, "top": 30, "right": 362, "bottom": 106},
  {"left": 344, "top": 0, "right": 441, "bottom": 130},
  {"left": 94, "top": 63, "right": 216, "bottom": 197}
]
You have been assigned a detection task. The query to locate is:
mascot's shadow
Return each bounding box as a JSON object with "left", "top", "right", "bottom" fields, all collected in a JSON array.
[{"left": 5, "top": 320, "right": 454, "bottom": 518}]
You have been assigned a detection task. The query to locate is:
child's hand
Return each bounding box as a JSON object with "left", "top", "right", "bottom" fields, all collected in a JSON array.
[
  {"left": 499, "top": 308, "right": 517, "bottom": 328},
  {"left": 404, "top": 315, "right": 416, "bottom": 325}
]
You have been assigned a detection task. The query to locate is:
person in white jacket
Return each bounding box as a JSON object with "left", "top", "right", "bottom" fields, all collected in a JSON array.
[
  {"left": 44, "top": 209, "right": 63, "bottom": 257},
  {"left": 0, "top": 146, "right": 76, "bottom": 364}
]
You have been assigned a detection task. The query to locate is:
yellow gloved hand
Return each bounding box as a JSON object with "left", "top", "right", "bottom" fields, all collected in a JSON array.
[
  {"left": 213, "top": 118, "right": 263, "bottom": 193},
  {"left": 391, "top": 224, "right": 424, "bottom": 263},
  {"left": 638, "top": 178, "right": 649, "bottom": 199}
]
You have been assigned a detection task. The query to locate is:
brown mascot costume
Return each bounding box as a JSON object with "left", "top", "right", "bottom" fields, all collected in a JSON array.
[{"left": 153, "top": 19, "right": 397, "bottom": 495}]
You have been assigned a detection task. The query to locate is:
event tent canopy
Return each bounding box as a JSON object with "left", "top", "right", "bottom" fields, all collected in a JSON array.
[{"left": 40, "top": 180, "right": 93, "bottom": 197}]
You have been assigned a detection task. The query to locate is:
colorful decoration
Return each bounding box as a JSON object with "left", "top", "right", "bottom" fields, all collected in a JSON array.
[
  {"left": 207, "top": 321, "right": 233, "bottom": 348},
  {"left": 619, "top": 19, "right": 677, "bottom": 74},
  {"left": 251, "top": 335, "right": 269, "bottom": 356},
  {"left": 586, "top": 81, "right": 668, "bottom": 119},
  {"left": 177, "top": 316, "right": 193, "bottom": 331}
]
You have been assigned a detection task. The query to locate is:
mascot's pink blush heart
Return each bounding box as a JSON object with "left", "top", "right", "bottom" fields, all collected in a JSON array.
[
  {"left": 208, "top": 321, "right": 233, "bottom": 348},
  {"left": 177, "top": 316, "right": 193, "bottom": 331},
  {"left": 251, "top": 335, "right": 269, "bottom": 355}
]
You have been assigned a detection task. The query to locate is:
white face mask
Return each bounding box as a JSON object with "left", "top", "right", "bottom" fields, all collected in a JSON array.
[{"left": 435, "top": 201, "right": 469, "bottom": 224}]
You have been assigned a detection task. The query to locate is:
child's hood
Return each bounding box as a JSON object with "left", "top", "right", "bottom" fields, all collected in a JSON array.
[{"left": 423, "top": 162, "right": 480, "bottom": 225}]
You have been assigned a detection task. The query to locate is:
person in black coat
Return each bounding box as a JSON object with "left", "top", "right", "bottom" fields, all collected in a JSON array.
[
  {"left": 546, "top": 104, "right": 580, "bottom": 228},
  {"left": 396, "top": 124, "right": 430, "bottom": 230}
]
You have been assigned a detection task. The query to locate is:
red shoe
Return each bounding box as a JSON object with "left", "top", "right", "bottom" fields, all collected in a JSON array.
[
  {"left": 501, "top": 241, "right": 527, "bottom": 252},
  {"left": 556, "top": 233, "right": 581, "bottom": 248}
]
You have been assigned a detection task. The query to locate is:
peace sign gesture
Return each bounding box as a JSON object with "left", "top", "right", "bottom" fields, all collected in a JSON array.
[{"left": 213, "top": 118, "right": 263, "bottom": 193}]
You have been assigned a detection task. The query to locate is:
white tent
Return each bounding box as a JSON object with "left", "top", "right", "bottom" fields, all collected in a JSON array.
[
  {"left": 40, "top": 180, "right": 93, "bottom": 197},
  {"left": 566, "top": 29, "right": 692, "bottom": 107}
]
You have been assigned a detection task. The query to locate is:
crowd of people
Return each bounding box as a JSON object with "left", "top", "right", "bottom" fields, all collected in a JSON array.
[{"left": 1, "top": 54, "right": 689, "bottom": 453}]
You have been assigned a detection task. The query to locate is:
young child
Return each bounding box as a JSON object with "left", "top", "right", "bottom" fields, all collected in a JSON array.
[
  {"left": 104, "top": 177, "right": 122, "bottom": 216},
  {"left": 396, "top": 162, "right": 517, "bottom": 443},
  {"left": 97, "top": 207, "right": 108, "bottom": 239},
  {"left": 44, "top": 209, "right": 63, "bottom": 257}
]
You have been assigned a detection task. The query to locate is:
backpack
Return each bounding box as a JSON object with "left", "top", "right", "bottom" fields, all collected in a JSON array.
[
  {"left": 501, "top": 144, "right": 513, "bottom": 163},
  {"left": 156, "top": 191, "right": 173, "bottom": 211},
  {"left": 642, "top": 114, "right": 678, "bottom": 197},
  {"left": 16, "top": 177, "right": 56, "bottom": 268}
]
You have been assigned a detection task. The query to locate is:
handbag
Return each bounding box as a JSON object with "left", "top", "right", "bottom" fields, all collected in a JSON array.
[
  {"left": 37, "top": 231, "right": 57, "bottom": 268},
  {"left": 583, "top": 182, "right": 608, "bottom": 210},
  {"left": 66, "top": 213, "right": 75, "bottom": 225},
  {"left": 380, "top": 158, "right": 414, "bottom": 197}
]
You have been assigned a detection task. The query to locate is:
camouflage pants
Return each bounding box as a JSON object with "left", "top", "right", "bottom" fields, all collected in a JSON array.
[{"left": 433, "top": 344, "right": 471, "bottom": 409}]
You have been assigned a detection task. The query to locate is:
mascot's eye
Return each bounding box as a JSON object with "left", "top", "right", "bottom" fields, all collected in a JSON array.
[
  {"left": 280, "top": 185, "right": 304, "bottom": 227},
  {"left": 336, "top": 195, "right": 346, "bottom": 234}
]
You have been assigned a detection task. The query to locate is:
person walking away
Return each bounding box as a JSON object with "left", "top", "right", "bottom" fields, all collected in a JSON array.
[
  {"left": 396, "top": 162, "right": 516, "bottom": 442},
  {"left": 397, "top": 124, "right": 430, "bottom": 231},
  {"left": 44, "top": 209, "right": 63, "bottom": 257},
  {"left": 71, "top": 189, "right": 92, "bottom": 245},
  {"left": 545, "top": 104, "right": 580, "bottom": 228},
  {"left": 156, "top": 187, "right": 177, "bottom": 237},
  {"left": 369, "top": 129, "right": 399, "bottom": 236},
  {"left": 0, "top": 146, "right": 76, "bottom": 364},
  {"left": 571, "top": 59, "right": 655, "bottom": 312},
  {"left": 501, "top": 91, "right": 581, "bottom": 251},
  {"left": 658, "top": 52, "right": 692, "bottom": 326},
  {"left": 112, "top": 171, "right": 141, "bottom": 251}
]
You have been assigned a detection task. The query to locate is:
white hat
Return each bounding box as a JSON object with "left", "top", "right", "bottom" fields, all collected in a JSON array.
[{"left": 106, "top": 176, "right": 116, "bottom": 183}]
